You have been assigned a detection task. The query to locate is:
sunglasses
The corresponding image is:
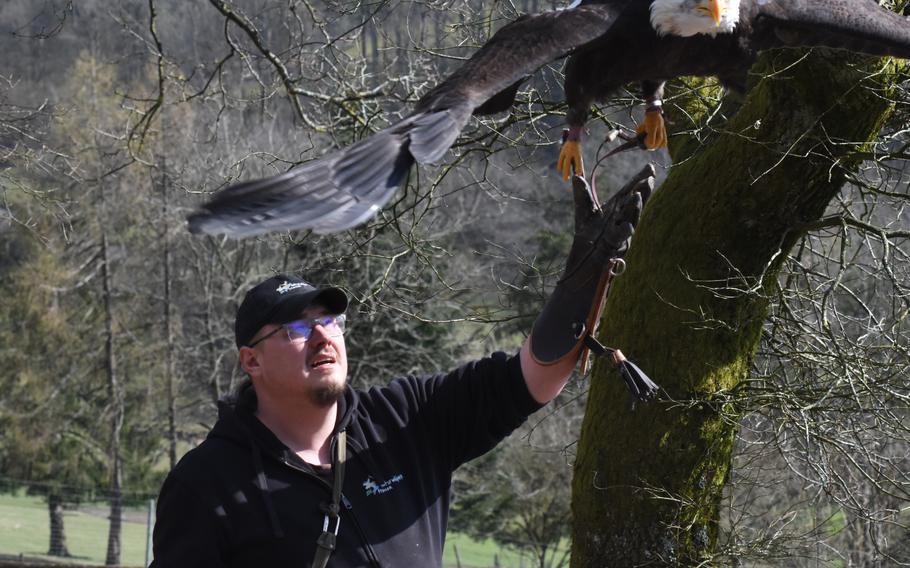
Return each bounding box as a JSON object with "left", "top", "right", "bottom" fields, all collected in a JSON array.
[{"left": 247, "top": 314, "right": 346, "bottom": 348}]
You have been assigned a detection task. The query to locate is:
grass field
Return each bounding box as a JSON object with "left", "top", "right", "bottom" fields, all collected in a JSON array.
[
  {"left": 0, "top": 492, "right": 149, "bottom": 566},
  {"left": 443, "top": 533, "right": 527, "bottom": 567},
  {"left": 0, "top": 492, "right": 527, "bottom": 567}
]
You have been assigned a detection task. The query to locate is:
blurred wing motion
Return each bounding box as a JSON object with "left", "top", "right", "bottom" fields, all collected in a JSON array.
[
  {"left": 188, "top": 118, "right": 423, "bottom": 237},
  {"left": 187, "top": 4, "right": 626, "bottom": 237}
]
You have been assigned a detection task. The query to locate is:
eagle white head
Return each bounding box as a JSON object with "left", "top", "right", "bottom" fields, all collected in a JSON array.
[{"left": 650, "top": 0, "right": 741, "bottom": 37}]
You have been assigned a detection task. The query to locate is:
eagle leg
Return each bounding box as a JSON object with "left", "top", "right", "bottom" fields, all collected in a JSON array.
[
  {"left": 558, "top": 125, "right": 585, "bottom": 181},
  {"left": 636, "top": 80, "right": 668, "bottom": 150},
  {"left": 635, "top": 104, "right": 668, "bottom": 150}
]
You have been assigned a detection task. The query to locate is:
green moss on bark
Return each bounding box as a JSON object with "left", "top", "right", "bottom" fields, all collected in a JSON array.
[{"left": 570, "top": 49, "right": 899, "bottom": 566}]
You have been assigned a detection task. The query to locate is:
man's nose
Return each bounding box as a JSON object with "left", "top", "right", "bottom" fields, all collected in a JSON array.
[{"left": 307, "top": 323, "right": 332, "bottom": 345}]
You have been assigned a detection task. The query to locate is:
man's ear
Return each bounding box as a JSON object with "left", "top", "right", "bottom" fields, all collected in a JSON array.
[{"left": 238, "top": 346, "right": 262, "bottom": 378}]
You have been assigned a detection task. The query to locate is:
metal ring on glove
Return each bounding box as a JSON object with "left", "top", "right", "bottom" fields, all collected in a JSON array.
[
  {"left": 609, "top": 258, "right": 626, "bottom": 277},
  {"left": 573, "top": 322, "right": 587, "bottom": 340}
]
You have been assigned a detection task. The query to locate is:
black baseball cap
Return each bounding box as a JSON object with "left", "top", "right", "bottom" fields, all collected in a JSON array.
[{"left": 235, "top": 274, "right": 348, "bottom": 348}]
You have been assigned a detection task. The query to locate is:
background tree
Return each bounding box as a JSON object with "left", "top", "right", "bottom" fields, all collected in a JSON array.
[
  {"left": 0, "top": 229, "right": 108, "bottom": 557},
  {"left": 0, "top": 54, "right": 107, "bottom": 561},
  {"left": 452, "top": 395, "right": 581, "bottom": 568}
]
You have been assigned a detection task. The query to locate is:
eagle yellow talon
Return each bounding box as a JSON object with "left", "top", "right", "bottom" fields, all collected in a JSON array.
[
  {"left": 635, "top": 110, "right": 668, "bottom": 150},
  {"left": 558, "top": 140, "right": 585, "bottom": 181}
]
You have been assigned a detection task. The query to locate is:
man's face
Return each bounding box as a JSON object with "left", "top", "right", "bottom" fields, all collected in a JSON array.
[{"left": 242, "top": 304, "right": 348, "bottom": 408}]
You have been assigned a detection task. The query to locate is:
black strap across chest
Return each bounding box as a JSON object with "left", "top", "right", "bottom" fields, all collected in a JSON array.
[{"left": 312, "top": 429, "right": 347, "bottom": 568}]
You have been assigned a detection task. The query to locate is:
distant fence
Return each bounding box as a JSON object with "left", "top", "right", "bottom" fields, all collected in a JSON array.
[{"left": 0, "top": 489, "right": 154, "bottom": 568}]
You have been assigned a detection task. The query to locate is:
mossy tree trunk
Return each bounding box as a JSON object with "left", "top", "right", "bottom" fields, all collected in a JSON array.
[{"left": 570, "top": 48, "right": 900, "bottom": 566}]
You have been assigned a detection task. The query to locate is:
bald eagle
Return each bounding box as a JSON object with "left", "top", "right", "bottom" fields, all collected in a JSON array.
[{"left": 188, "top": 0, "right": 910, "bottom": 237}]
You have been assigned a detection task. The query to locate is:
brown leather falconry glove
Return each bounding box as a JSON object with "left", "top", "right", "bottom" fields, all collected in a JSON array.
[{"left": 529, "top": 165, "right": 658, "bottom": 401}]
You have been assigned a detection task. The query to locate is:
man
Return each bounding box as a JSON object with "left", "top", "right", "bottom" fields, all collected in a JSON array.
[{"left": 151, "top": 169, "right": 655, "bottom": 567}]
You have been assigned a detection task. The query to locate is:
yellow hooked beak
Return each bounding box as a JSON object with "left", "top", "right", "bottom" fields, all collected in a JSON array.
[{"left": 708, "top": 0, "right": 723, "bottom": 26}]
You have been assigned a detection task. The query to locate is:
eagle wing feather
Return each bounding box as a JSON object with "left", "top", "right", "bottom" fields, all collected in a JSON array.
[{"left": 750, "top": 0, "right": 910, "bottom": 58}]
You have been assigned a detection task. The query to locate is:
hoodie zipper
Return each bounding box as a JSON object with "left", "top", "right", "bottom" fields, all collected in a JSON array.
[{"left": 280, "top": 454, "right": 383, "bottom": 568}]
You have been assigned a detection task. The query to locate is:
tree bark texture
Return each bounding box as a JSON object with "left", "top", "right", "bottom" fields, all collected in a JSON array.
[
  {"left": 161, "top": 160, "right": 178, "bottom": 471},
  {"left": 47, "top": 493, "right": 70, "bottom": 557},
  {"left": 101, "top": 229, "right": 124, "bottom": 567},
  {"left": 570, "top": 49, "right": 899, "bottom": 566}
]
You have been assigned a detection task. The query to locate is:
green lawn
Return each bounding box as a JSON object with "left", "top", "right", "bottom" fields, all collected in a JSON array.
[
  {"left": 0, "top": 492, "right": 530, "bottom": 567},
  {"left": 0, "top": 492, "right": 149, "bottom": 566},
  {"left": 443, "top": 532, "right": 528, "bottom": 567}
]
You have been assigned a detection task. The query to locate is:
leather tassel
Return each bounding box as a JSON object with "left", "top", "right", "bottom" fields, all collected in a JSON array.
[
  {"left": 583, "top": 336, "right": 660, "bottom": 402},
  {"left": 617, "top": 356, "right": 659, "bottom": 402}
]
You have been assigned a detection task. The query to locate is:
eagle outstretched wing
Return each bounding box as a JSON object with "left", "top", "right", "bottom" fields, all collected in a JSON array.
[
  {"left": 187, "top": 3, "right": 629, "bottom": 237},
  {"left": 750, "top": 0, "right": 910, "bottom": 57}
]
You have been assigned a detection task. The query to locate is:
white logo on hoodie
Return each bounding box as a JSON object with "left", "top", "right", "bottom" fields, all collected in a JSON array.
[{"left": 362, "top": 474, "right": 404, "bottom": 497}]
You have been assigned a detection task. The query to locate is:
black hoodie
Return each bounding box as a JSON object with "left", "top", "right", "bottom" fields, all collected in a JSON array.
[{"left": 150, "top": 351, "right": 542, "bottom": 567}]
